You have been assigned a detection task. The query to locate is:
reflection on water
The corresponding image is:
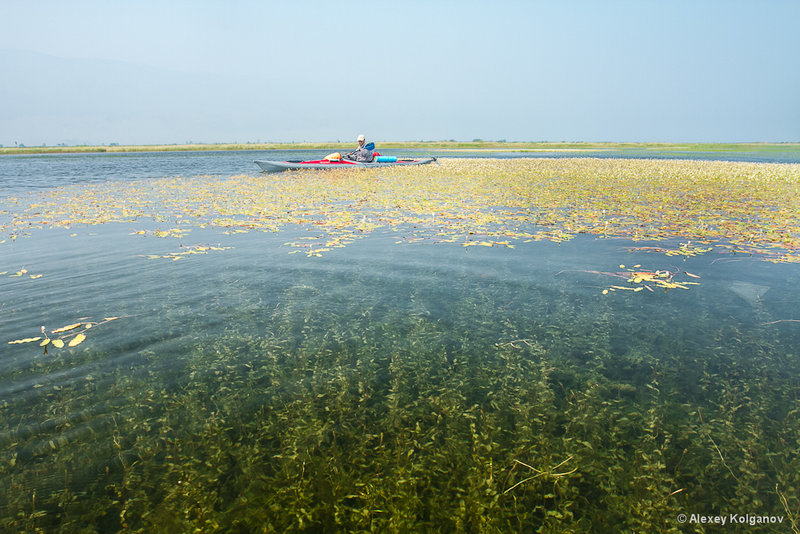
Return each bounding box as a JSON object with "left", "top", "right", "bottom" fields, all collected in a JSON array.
[{"left": 1, "top": 224, "right": 799, "bottom": 531}]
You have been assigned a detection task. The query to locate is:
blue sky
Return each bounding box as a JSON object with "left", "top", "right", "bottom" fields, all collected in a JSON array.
[{"left": 1, "top": 0, "right": 798, "bottom": 145}]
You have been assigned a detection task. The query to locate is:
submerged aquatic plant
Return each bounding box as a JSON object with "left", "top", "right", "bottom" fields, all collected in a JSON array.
[{"left": 2, "top": 253, "right": 798, "bottom": 531}]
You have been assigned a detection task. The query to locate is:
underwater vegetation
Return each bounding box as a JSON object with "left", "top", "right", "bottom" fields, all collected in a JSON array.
[
  {"left": 1, "top": 158, "right": 800, "bottom": 532},
  {"left": 2, "top": 266, "right": 799, "bottom": 532}
]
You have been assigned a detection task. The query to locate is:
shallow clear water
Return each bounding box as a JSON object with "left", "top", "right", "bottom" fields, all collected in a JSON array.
[{"left": 1, "top": 151, "right": 799, "bottom": 531}]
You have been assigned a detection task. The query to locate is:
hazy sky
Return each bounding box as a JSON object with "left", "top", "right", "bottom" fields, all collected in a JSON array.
[{"left": 1, "top": 0, "right": 798, "bottom": 146}]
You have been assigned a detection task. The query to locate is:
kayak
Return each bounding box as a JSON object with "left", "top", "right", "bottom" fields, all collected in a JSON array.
[{"left": 255, "top": 156, "right": 437, "bottom": 172}]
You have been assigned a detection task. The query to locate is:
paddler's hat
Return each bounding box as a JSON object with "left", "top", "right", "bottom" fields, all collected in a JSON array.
[{"left": 357, "top": 134, "right": 365, "bottom": 143}]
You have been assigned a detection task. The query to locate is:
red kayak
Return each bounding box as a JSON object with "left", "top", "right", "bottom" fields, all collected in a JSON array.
[{"left": 255, "top": 156, "right": 437, "bottom": 172}]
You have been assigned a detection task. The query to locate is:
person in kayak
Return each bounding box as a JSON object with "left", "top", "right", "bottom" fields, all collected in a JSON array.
[{"left": 343, "top": 134, "right": 374, "bottom": 162}]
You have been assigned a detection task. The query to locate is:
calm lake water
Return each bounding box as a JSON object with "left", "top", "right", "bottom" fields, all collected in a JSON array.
[
  {"left": 1, "top": 150, "right": 799, "bottom": 531},
  {"left": 4, "top": 146, "right": 800, "bottom": 198}
]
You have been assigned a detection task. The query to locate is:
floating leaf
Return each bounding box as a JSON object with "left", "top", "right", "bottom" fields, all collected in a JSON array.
[
  {"left": 8, "top": 337, "right": 42, "bottom": 344},
  {"left": 52, "top": 339, "right": 65, "bottom": 348},
  {"left": 52, "top": 323, "right": 83, "bottom": 333},
  {"left": 3, "top": 159, "right": 800, "bottom": 273},
  {"left": 68, "top": 333, "right": 86, "bottom": 347}
]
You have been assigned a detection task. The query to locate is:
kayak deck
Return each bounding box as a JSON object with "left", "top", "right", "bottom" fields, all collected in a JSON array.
[{"left": 255, "top": 157, "right": 437, "bottom": 172}]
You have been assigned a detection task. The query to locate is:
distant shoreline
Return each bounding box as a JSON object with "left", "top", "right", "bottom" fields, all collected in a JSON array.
[{"left": 1, "top": 141, "right": 799, "bottom": 156}]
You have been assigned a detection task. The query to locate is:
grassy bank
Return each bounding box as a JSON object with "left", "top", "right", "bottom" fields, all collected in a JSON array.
[{"left": 2, "top": 141, "right": 799, "bottom": 156}]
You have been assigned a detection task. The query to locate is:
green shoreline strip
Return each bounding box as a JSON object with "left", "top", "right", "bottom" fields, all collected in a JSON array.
[{"left": 2, "top": 141, "right": 800, "bottom": 156}]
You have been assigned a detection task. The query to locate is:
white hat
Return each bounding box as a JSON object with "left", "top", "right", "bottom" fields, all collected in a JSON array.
[{"left": 357, "top": 134, "right": 365, "bottom": 142}]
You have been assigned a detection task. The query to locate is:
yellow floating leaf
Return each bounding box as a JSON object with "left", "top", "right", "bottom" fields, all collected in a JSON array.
[
  {"left": 52, "top": 339, "right": 65, "bottom": 348},
  {"left": 602, "top": 289, "right": 609, "bottom": 295},
  {"left": 68, "top": 333, "right": 86, "bottom": 347},
  {"left": 40, "top": 338, "right": 51, "bottom": 347},
  {"left": 103, "top": 317, "right": 121, "bottom": 322},
  {"left": 52, "top": 323, "right": 82, "bottom": 333},
  {"left": 8, "top": 337, "right": 43, "bottom": 344}
]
